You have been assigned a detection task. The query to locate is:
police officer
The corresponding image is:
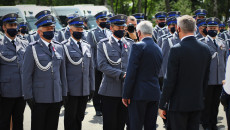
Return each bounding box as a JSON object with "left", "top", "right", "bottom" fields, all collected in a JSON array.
[
  {"left": 57, "top": 13, "right": 88, "bottom": 43},
  {"left": 86, "top": 11, "right": 112, "bottom": 116},
  {"left": 62, "top": 16, "right": 95, "bottom": 130},
  {"left": 195, "top": 18, "right": 207, "bottom": 40},
  {"left": 22, "top": 14, "right": 67, "bottom": 130},
  {"left": 194, "top": 9, "right": 207, "bottom": 35},
  {"left": 132, "top": 13, "right": 145, "bottom": 24},
  {"left": 200, "top": 17, "right": 228, "bottom": 130},
  {"left": 220, "top": 19, "right": 230, "bottom": 40},
  {"left": 17, "top": 22, "right": 29, "bottom": 40},
  {"left": 0, "top": 13, "right": 28, "bottom": 130},
  {"left": 219, "top": 21, "right": 226, "bottom": 33},
  {"left": 159, "top": 16, "right": 179, "bottom": 85},
  {"left": 97, "top": 14, "right": 134, "bottom": 130},
  {"left": 158, "top": 14, "right": 179, "bottom": 48},
  {"left": 153, "top": 12, "right": 168, "bottom": 43},
  {"left": 27, "top": 10, "right": 51, "bottom": 43}
]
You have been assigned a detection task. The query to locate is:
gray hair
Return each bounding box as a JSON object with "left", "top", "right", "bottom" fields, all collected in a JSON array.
[
  {"left": 177, "top": 15, "right": 196, "bottom": 33},
  {"left": 136, "top": 21, "right": 153, "bottom": 35}
]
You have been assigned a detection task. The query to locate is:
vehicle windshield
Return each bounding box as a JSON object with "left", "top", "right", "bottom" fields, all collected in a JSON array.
[
  {"left": 26, "top": 17, "right": 63, "bottom": 31},
  {"left": 87, "top": 16, "right": 97, "bottom": 30}
]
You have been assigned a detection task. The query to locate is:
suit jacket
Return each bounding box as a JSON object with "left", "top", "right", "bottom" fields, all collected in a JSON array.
[
  {"left": 159, "top": 36, "right": 212, "bottom": 112},
  {"left": 201, "top": 35, "right": 228, "bottom": 85},
  {"left": 62, "top": 38, "right": 95, "bottom": 96},
  {"left": 97, "top": 36, "right": 134, "bottom": 97},
  {"left": 22, "top": 39, "right": 67, "bottom": 103},
  {"left": 0, "top": 36, "right": 28, "bottom": 97},
  {"left": 86, "top": 26, "right": 112, "bottom": 69},
  {"left": 122, "top": 37, "right": 163, "bottom": 101}
]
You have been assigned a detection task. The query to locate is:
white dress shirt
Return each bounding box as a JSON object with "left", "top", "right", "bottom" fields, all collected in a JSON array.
[{"left": 224, "top": 56, "right": 230, "bottom": 95}]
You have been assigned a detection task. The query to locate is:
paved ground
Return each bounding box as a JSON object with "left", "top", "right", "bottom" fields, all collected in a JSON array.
[{"left": 23, "top": 101, "right": 227, "bottom": 130}]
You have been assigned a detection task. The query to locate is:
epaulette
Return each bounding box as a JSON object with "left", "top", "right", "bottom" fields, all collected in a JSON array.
[
  {"left": 124, "top": 37, "right": 134, "bottom": 42},
  {"left": 99, "top": 38, "right": 109, "bottom": 43},
  {"left": 29, "top": 31, "right": 36, "bottom": 35},
  {"left": 29, "top": 41, "right": 37, "bottom": 45},
  {"left": 61, "top": 40, "right": 69, "bottom": 45},
  {"left": 166, "top": 34, "right": 173, "bottom": 38},
  {"left": 52, "top": 40, "right": 62, "bottom": 45},
  {"left": 198, "top": 37, "right": 205, "bottom": 41}
]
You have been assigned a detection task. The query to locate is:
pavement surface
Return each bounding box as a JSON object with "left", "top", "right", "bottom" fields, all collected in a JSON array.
[{"left": 23, "top": 101, "right": 227, "bottom": 130}]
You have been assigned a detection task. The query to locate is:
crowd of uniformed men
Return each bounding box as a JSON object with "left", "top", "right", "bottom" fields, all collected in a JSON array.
[{"left": 0, "top": 7, "right": 230, "bottom": 130}]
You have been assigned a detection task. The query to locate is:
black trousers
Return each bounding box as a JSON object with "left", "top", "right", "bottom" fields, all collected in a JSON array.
[
  {"left": 0, "top": 97, "right": 26, "bottom": 130},
  {"left": 31, "top": 102, "right": 62, "bottom": 130},
  {"left": 64, "top": 96, "right": 88, "bottom": 130},
  {"left": 102, "top": 96, "right": 129, "bottom": 130},
  {"left": 169, "top": 111, "right": 201, "bottom": 130},
  {"left": 128, "top": 100, "right": 158, "bottom": 130},
  {"left": 201, "top": 85, "right": 222, "bottom": 128},
  {"left": 93, "top": 69, "right": 103, "bottom": 112}
]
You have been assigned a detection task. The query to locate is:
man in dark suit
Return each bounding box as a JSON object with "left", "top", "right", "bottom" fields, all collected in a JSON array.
[
  {"left": 159, "top": 15, "right": 212, "bottom": 130},
  {"left": 122, "top": 21, "right": 163, "bottom": 130}
]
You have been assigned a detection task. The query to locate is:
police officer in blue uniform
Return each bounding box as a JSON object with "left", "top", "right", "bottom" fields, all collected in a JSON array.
[
  {"left": 153, "top": 12, "right": 168, "bottom": 43},
  {"left": 62, "top": 16, "right": 95, "bottom": 130},
  {"left": 86, "top": 11, "right": 112, "bottom": 116},
  {"left": 194, "top": 9, "right": 207, "bottom": 35},
  {"left": 22, "top": 14, "right": 67, "bottom": 130},
  {"left": 158, "top": 15, "right": 179, "bottom": 48},
  {"left": 97, "top": 14, "right": 134, "bottom": 130},
  {"left": 201, "top": 17, "right": 228, "bottom": 130},
  {"left": 219, "top": 21, "right": 226, "bottom": 33},
  {"left": 28, "top": 10, "right": 51, "bottom": 43},
  {"left": 0, "top": 13, "right": 28, "bottom": 130},
  {"left": 17, "top": 22, "right": 29, "bottom": 41},
  {"left": 132, "top": 13, "right": 145, "bottom": 24},
  {"left": 195, "top": 18, "right": 207, "bottom": 40},
  {"left": 57, "top": 13, "right": 88, "bottom": 43}
]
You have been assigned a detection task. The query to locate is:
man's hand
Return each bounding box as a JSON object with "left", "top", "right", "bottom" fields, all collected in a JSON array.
[
  {"left": 26, "top": 98, "right": 35, "bottom": 110},
  {"left": 158, "top": 109, "right": 167, "bottom": 119},
  {"left": 223, "top": 80, "right": 226, "bottom": 85},
  {"left": 123, "top": 73, "right": 126, "bottom": 78},
  {"left": 122, "top": 98, "right": 130, "bottom": 107},
  {"left": 128, "top": 32, "right": 137, "bottom": 40}
]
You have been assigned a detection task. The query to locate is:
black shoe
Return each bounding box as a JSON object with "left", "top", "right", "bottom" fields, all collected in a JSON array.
[{"left": 96, "top": 111, "right": 102, "bottom": 116}]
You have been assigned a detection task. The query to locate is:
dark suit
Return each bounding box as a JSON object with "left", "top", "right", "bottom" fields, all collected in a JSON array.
[
  {"left": 123, "top": 37, "right": 163, "bottom": 130},
  {"left": 159, "top": 36, "right": 211, "bottom": 130}
]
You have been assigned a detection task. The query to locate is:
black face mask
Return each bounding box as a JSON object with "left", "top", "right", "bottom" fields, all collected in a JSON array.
[
  {"left": 7, "top": 28, "right": 18, "bottom": 37},
  {"left": 20, "top": 29, "right": 27, "bottom": 34},
  {"left": 170, "top": 27, "right": 176, "bottom": 33},
  {"left": 99, "top": 22, "right": 107, "bottom": 28},
  {"left": 73, "top": 31, "right": 83, "bottom": 40},
  {"left": 207, "top": 30, "right": 218, "bottom": 37},
  {"left": 220, "top": 29, "right": 226, "bottom": 33},
  {"left": 43, "top": 31, "right": 54, "bottom": 40},
  {"left": 114, "top": 30, "right": 125, "bottom": 38},
  {"left": 158, "top": 22, "right": 166, "bottom": 28},
  {"left": 127, "top": 24, "right": 135, "bottom": 33},
  {"left": 202, "top": 28, "right": 208, "bottom": 35}
]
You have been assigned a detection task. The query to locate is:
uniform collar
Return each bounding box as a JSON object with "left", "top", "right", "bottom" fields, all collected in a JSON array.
[
  {"left": 181, "top": 35, "right": 194, "bottom": 41},
  {"left": 5, "top": 34, "right": 16, "bottom": 43},
  {"left": 71, "top": 37, "right": 82, "bottom": 47},
  {"left": 98, "top": 26, "right": 105, "bottom": 32},
  {"left": 41, "top": 38, "right": 50, "bottom": 47}
]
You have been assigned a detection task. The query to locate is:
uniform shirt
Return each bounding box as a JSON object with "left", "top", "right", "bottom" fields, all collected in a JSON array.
[
  {"left": 224, "top": 56, "right": 230, "bottom": 94},
  {"left": 5, "top": 35, "right": 16, "bottom": 44}
]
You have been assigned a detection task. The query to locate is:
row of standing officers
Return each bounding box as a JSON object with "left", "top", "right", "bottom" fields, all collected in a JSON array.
[{"left": 0, "top": 8, "right": 230, "bottom": 130}]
